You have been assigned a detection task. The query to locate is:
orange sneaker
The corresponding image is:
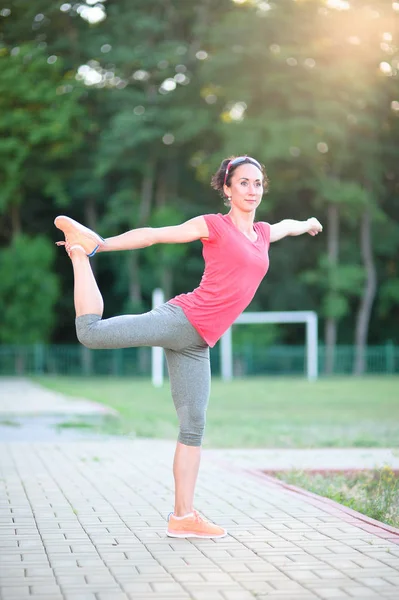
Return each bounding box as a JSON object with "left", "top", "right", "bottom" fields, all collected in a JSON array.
[
  {"left": 166, "top": 510, "right": 227, "bottom": 539},
  {"left": 54, "top": 215, "right": 104, "bottom": 257}
]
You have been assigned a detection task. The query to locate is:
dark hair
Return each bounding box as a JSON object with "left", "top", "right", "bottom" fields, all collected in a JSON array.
[{"left": 210, "top": 156, "right": 269, "bottom": 206}]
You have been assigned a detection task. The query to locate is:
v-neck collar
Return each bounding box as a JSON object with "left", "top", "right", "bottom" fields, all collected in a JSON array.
[{"left": 225, "top": 214, "right": 259, "bottom": 244}]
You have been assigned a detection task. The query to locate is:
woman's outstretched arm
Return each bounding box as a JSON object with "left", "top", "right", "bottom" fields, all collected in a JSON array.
[
  {"left": 270, "top": 217, "right": 323, "bottom": 243},
  {"left": 97, "top": 216, "right": 209, "bottom": 252}
]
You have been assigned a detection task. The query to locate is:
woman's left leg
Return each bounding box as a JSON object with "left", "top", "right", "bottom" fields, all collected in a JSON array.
[
  {"left": 172, "top": 442, "right": 201, "bottom": 517},
  {"left": 164, "top": 345, "right": 227, "bottom": 538}
]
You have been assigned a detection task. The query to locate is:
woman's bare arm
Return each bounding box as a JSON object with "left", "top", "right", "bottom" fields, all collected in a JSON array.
[
  {"left": 270, "top": 218, "right": 322, "bottom": 243},
  {"left": 97, "top": 216, "right": 209, "bottom": 252}
]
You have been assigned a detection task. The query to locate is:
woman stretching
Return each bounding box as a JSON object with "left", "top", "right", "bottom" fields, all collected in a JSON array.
[{"left": 55, "top": 156, "right": 322, "bottom": 539}]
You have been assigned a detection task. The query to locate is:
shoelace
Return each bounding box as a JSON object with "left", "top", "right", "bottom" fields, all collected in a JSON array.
[{"left": 193, "top": 510, "right": 208, "bottom": 525}]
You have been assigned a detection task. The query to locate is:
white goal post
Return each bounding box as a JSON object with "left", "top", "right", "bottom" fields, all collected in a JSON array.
[
  {"left": 152, "top": 288, "right": 165, "bottom": 387},
  {"left": 151, "top": 290, "right": 318, "bottom": 385},
  {"left": 220, "top": 311, "right": 318, "bottom": 382}
]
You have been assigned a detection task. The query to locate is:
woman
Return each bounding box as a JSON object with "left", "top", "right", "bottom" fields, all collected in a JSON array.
[{"left": 55, "top": 155, "right": 322, "bottom": 539}]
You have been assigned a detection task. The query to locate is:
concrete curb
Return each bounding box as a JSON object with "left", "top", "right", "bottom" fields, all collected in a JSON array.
[{"left": 251, "top": 468, "right": 399, "bottom": 544}]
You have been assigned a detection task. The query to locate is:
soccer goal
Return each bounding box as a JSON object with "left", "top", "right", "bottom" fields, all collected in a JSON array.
[
  {"left": 220, "top": 311, "right": 318, "bottom": 381},
  {"left": 151, "top": 290, "right": 318, "bottom": 385}
]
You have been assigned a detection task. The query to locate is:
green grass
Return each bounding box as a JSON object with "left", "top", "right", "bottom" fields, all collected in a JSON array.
[
  {"left": 0, "top": 419, "right": 21, "bottom": 427},
  {"left": 273, "top": 467, "right": 399, "bottom": 529},
  {"left": 55, "top": 420, "right": 100, "bottom": 430},
  {"left": 34, "top": 376, "right": 399, "bottom": 448}
]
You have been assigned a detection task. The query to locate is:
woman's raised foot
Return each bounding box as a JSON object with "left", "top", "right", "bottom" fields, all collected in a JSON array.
[{"left": 54, "top": 215, "right": 105, "bottom": 257}]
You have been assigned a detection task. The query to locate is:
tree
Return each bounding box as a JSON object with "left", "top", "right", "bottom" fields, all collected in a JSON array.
[
  {"left": 0, "top": 235, "right": 59, "bottom": 344},
  {"left": 0, "top": 43, "right": 87, "bottom": 240},
  {"left": 0, "top": 0, "right": 398, "bottom": 353},
  {"left": 198, "top": 0, "right": 399, "bottom": 360},
  {"left": 87, "top": 0, "right": 227, "bottom": 311}
]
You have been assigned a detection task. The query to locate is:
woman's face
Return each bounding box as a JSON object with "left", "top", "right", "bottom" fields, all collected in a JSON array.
[{"left": 224, "top": 163, "right": 263, "bottom": 212}]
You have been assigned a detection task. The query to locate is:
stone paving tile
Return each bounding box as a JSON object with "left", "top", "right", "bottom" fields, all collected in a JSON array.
[
  {"left": 0, "top": 439, "right": 398, "bottom": 600},
  {"left": 58, "top": 596, "right": 97, "bottom": 600}
]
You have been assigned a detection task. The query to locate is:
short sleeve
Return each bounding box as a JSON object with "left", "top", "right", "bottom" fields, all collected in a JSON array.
[
  {"left": 258, "top": 221, "right": 271, "bottom": 250},
  {"left": 202, "top": 213, "right": 225, "bottom": 244}
]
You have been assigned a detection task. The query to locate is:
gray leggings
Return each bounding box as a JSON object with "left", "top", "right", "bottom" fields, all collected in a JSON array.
[{"left": 75, "top": 303, "right": 210, "bottom": 446}]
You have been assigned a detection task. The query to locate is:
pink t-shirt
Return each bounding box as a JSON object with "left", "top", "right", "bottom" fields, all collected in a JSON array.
[{"left": 170, "top": 213, "right": 271, "bottom": 347}]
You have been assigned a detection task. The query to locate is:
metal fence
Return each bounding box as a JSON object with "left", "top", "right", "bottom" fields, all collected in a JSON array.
[{"left": 0, "top": 342, "right": 398, "bottom": 377}]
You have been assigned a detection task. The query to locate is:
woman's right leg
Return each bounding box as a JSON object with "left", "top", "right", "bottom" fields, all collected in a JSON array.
[
  {"left": 56, "top": 222, "right": 197, "bottom": 350},
  {"left": 70, "top": 248, "right": 104, "bottom": 318}
]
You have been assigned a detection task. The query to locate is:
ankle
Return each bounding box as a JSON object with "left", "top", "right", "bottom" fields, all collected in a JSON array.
[
  {"left": 69, "top": 245, "right": 88, "bottom": 258},
  {"left": 174, "top": 507, "right": 194, "bottom": 518},
  {"left": 172, "top": 512, "right": 194, "bottom": 520}
]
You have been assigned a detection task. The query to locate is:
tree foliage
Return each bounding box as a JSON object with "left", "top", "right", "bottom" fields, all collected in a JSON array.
[
  {"left": 0, "top": 235, "right": 59, "bottom": 343},
  {"left": 0, "top": 0, "right": 398, "bottom": 357}
]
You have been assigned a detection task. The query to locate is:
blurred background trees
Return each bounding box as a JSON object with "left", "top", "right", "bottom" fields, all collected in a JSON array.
[{"left": 0, "top": 0, "right": 398, "bottom": 373}]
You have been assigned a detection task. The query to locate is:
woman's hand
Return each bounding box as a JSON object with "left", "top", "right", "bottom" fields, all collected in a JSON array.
[{"left": 306, "top": 217, "right": 323, "bottom": 236}]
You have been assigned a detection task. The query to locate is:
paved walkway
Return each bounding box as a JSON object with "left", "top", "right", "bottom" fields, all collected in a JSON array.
[
  {"left": 207, "top": 448, "right": 399, "bottom": 472},
  {"left": 0, "top": 378, "right": 116, "bottom": 417},
  {"left": 0, "top": 378, "right": 399, "bottom": 600}
]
